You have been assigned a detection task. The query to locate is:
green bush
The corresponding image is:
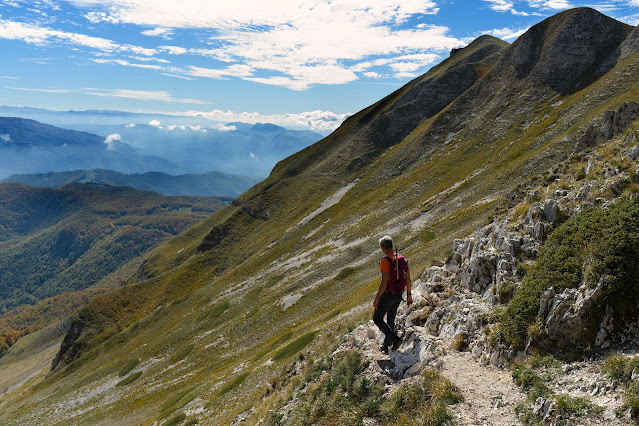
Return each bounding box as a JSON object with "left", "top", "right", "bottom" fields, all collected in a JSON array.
[{"left": 501, "top": 197, "right": 639, "bottom": 348}]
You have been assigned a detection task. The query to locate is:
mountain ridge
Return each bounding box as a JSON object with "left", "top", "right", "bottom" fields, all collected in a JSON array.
[{"left": 4, "top": 169, "right": 260, "bottom": 197}]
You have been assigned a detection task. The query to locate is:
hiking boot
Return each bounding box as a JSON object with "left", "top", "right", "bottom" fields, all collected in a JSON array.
[
  {"left": 391, "top": 336, "right": 402, "bottom": 351},
  {"left": 380, "top": 344, "right": 389, "bottom": 354}
]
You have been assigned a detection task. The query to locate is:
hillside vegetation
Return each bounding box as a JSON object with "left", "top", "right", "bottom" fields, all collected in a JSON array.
[
  {"left": 1, "top": 8, "right": 638, "bottom": 425},
  {"left": 0, "top": 182, "right": 230, "bottom": 355}
]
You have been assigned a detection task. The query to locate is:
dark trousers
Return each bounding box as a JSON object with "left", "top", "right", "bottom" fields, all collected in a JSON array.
[{"left": 373, "top": 293, "right": 401, "bottom": 346}]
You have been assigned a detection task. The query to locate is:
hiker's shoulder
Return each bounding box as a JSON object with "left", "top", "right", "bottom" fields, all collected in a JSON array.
[{"left": 380, "top": 256, "right": 391, "bottom": 271}]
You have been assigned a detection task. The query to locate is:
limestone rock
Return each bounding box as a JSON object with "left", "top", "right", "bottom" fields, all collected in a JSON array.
[
  {"left": 543, "top": 199, "right": 559, "bottom": 224},
  {"left": 540, "top": 281, "right": 605, "bottom": 348},
  {"left": 575, "top": 101, "right": 639, "bottom": 152},
  {"left": 627, "top": 146, "right": 639, "bottom": 161}
]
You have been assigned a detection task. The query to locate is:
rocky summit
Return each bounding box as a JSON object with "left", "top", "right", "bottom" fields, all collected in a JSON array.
[{"left": 1, "top": 7, "right": 639, "bottom": 425}]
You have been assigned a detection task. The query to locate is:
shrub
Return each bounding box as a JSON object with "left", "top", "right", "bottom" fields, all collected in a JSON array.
[{"left": 501, "top": 197, "right": 639, "bottom": 349}]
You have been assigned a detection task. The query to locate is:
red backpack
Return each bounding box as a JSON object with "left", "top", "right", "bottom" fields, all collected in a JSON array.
[{"left": 383, "top": 254, "right": 408, "bottom": 295}]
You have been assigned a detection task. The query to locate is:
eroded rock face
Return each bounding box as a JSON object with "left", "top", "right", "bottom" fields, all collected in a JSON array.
[
  {"left": 503, "top": 8, "right": 633, "bottom": 93},
  {"left": 537, "top": 280, "right": 606, "bottom": 350},
  {"left": 575, "top": 101, "right": 639, "bottom": 152},
  {"left": 620, "top": 25, "right": 639, "bottom": 59},
  {"left": 358, "top": 37, "right": 507, "bottom": 150},
  {"left": 51, "top": 318, "right": 85, "bottom": 371}
]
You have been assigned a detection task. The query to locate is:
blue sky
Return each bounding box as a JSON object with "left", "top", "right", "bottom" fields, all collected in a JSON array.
[{"left": 0, "top": 0, "right": 638, "bottom": 132}]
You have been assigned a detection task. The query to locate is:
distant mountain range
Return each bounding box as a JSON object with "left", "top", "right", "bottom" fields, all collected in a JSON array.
[
  {"left": 0, "top": 115, "right": 323, "bottom": 178},
  {"left": 0, "top": 181, "right": 230, "bottom": 353},
  {"left": 4, "top": 169, "right": 261, "bottom": 197},
  {"left": 0, "top": 117, "right": 178, "bottom": 178}
]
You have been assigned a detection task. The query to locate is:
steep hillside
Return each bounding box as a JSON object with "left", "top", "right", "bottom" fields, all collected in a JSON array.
[
  {"left": 4, "top": 169, "right": 261, "bottom": 197},
  {"left": 1, "top": 8, "right": 638, "bottom": 425},
  {"left": 0, "top": 182, "right": 230, "bottom": 355},
  {"left": 0, "top": 118, "right": 178, "bottom": 178}
]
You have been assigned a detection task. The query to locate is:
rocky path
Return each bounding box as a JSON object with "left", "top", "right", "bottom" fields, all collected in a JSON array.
[{"left": 440, "top": 351, "right": 525, "bottom": 426}]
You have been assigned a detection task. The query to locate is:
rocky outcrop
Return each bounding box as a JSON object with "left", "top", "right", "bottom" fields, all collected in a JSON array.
[
  {"left": 575, "top": 101, "right": 639, "bottom": 152},
  {"left": 620, "top": 25, "right": 639, "bottom": 60},
  {"left": 502, "top": 8, "right": 633, "bottom": 94},
  {"left": 536, "top": 281, "right": 606, "bottom": 351},
  {"left": 51, "top": 318, "right": 85, "bottom": 371},
  {"left": 196, "top": 223, "right": 230, "bottom": 253}
]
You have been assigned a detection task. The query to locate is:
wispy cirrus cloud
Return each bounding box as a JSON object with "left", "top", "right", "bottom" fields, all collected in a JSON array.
[
  {"left": 84, "top": 88, "right": 208, "bottom": 104},
  {"left": 6, "top": 86, "right": 208, "bottom": 104}
]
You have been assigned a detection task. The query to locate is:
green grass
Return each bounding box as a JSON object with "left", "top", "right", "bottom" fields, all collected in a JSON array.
[
  {"left": 272, "top": 331, "right": 318, "bottom": 362},
  {"left": 116, "top": 371, "right": 142, "bottom": 387},
  {"left": 219, "top": 372, "right": 249, "bottom": 395},
  {"left": 272, "top": 351, "right": 461, "bottom": 425},
  {"left": 163, "top": 413, "right": 186, "bottom": 426},
  {"left": 513, "top": 356, "right": 602, "bottom": 424},
  {"left": 118, "top": 359, "right": 140, "bottom": 377},
  {"left": 161, "top": 386, "right": 198, "bottom": 413}
]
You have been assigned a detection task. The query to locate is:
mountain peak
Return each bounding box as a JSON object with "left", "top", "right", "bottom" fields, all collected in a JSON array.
[{"left": 502, "top": 7, "right": 633, "bottom": 94}]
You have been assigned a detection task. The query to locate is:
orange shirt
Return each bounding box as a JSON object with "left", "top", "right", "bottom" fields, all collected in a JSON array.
[{"left": 380, "top": 256, "right": 394, "bottom": 273}]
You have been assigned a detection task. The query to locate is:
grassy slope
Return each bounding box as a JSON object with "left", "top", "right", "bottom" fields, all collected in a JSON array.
[{"left": 1, "top": 14, "right": 638, "bottom": 425}]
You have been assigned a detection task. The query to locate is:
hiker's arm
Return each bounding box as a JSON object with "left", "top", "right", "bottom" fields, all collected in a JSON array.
[
  {"left": 406, "top": 269, "right": 413, "bottom": 306},
  {"left": 374, "top": 271, "right": 389, "bottom": 309}
]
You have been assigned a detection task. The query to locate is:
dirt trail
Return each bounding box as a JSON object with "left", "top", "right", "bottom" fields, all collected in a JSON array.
[{"left": 440, "top": 351, "right": 525, "bottom": 426}]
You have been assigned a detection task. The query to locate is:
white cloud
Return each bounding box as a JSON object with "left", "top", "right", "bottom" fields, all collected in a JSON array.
[
  {"left": 92, "top": 58, "right": 162, "bottom": 69},
  {"left": 0, "top": 76, "right": 19, "bottom": 79},
  {"left": 104, "top": 133, "right": 120, "bottom": 150},
  {"left": 364, "top": 71, "right": 380, "bottom": 78},
  {"left": 85, "top": 88, "right": 207, "bottom": 104},
  {"left": 149, "top": 119, "right": 161, "bottom": 126},
  {"left": 61, "top": 0, "right": 462, "bottom": 89},
  {"left": 619, "top": 13, "right": 639, "bottom": 25},
  {"left": 213, "top": 123, "right": 236, "bottom": 132},
  {"left": 159, "top": 45, "right": 187, "bottom": 55},
  {"left": 0, "top": 18, "right": 157, "bottom": 55},
  {"left": 161, "top": 73, "right": 194, "bottom": 80},
  {"left": 487, "top": 26, "right": 529, "bottom": 40},
  {"left": 125, "top": 123, "right": 135, "bottom": 127},
  {"left": 526, "top": 0, "right": 571, "bottom": 9},
  {"left": 187, "top": 64, "right": 254, "bottom": 79},
  {"left": 6, "top": 86, "right": 73, "bottom": 93},
  {"left": 483, "top": 0, "right": 531, "bottom": 15},
  {"left": 180, "top": 108, "right": 351, "bottom": 133},
  {"left": 130, "top": 56, "right": 170, "bottom": 63},
  {"left": 249, "top": 152, "right": 256, "bottom": 159},
  {"left": 141, "top": 27, "right": 173, "bottom": 39},
  {"left": 0, "top": 134, "right": 11, "bottom": 143}
]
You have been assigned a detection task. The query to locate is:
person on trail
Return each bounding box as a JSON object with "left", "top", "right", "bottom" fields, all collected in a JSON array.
[{"left": 373, "top": 236, "right": 413, "bottom": 354}]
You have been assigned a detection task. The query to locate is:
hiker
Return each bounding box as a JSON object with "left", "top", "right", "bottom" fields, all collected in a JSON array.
[{"left": 373, "top": 235, "right": 412, "bottom": 354}]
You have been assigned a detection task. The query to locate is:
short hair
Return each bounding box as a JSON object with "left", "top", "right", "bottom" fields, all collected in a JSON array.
[{"left": 379, "top": 236, "right": 393, "bottom": 249}]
